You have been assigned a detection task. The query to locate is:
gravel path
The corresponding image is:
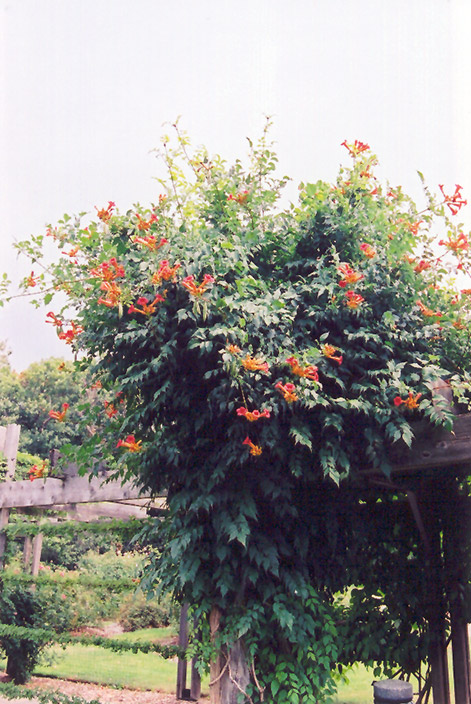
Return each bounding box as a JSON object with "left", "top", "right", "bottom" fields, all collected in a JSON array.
[{"left": 0, "top": 675, "right": 185, "bottom": 704}]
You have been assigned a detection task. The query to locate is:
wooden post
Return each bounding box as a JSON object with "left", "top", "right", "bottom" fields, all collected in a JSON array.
[
  {"left": 176, "top": 604, "right": 202, "bottom": 701},
  {"left": 219, "top": 639, "right": 251, "bottom": 704},
  {"left": 209, "top": 605, "right": 222, "bottom": 704},
  {"left": 31, "top": 533, "right": 43, "bottom": 576},
  {"left": 176, "top": 603, "right": 189, "bottom": 700},
  {"left": 442, "top": 481, "right": 471, "bottom": 704},
  {"left": 23, "top": 535, "right": 33, "bottom": 570},
  {"left": 450, "top": 617, "right": 471, "bottom": 704},
  {"left": 0, "top": 424, "right": 21, "bottom": 478},
  {"left": 190, "top": 613, "right": 202, "bottom": 701},
  {"left": 0, "top": 424, "right": 20, "bottom": 569},
  {"left": 421, "top": 482, "right": 451, "bottom": 704},
  {"left": 190, "top": 658, "right": 202, "bottom": 701}
]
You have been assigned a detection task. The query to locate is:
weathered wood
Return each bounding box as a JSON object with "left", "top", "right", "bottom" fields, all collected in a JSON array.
[
  {"left": 388, "top": 414, "right": 471, "bottom": 474},
  {"left": 451, "top": 618, "right": 471, "bottom": 704},
  {"left": 209, "top": 605, "right": 222, "bottom": 704},
  {"left": 0, "top": 474, "right": 148, "bottom": 508},
  {"left": 23, "top": 535, "right": 33, "bottom": 570},
  {"left": 31, "top": 533, "right": 43, "bottom": 576},
  {"left": 0, "top": 425, "right": 21, "bottom": 567},
  {"left": 190, "top": 658, "right": 202, "bottom": 701},
  {"left": 442, "top": 480, "right": 471, "bottom": 704},
  {"left": 177, "top": 603, "right": 189, "bottom": 700},
  {"left": 220, "top": 640, "right": 251, "bottom": 704},
  {"left": 420, "top": 483, "right": 451, "bottom": 704},
  {"left": 53, "top": 501, "right": 151, "bottom": 522},
  {"left": 0, "top": 424, "right": 21, "bottom": 479}
]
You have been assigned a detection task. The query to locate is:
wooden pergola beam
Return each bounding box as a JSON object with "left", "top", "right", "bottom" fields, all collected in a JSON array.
[
  {"left": 364, "top": 414, "right": 471, "bottom": 475},
  {"left": 0, "top": 474, "right": 150, "bottom": 509}
]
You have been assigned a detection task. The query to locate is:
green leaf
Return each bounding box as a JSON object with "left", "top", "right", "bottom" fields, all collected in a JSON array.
[{"left": 289, "top": 420, "right": 313, "bottom": 450}]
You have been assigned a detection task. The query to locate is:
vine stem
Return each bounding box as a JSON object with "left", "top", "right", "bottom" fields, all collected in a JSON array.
[
  {"left": 208, "top": 653, "right": 229, "bottom": 686},
  {"left": 161, "top": 141, "right": 185, "bottom": 226},
  {"left": 251, "top": 658, "right": 265, "bottom": 701}
]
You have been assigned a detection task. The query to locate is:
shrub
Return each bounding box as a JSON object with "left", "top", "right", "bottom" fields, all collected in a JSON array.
[
  {"left": 35, "top": 554, "right": 141, "bottom": 629},
  {"left": 0, "top": 581, "right": 65, "bottom": 684},
  {"left": 41, "top": 533, "right": 120, "bottom": 570},
  {"left": 118, "top": 591, "right": 178, "bottom": 631}
]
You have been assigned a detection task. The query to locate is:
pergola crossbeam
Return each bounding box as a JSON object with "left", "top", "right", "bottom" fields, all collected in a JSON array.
[{"left": 0, "top": 474, "right": 150, "bottom": 509}]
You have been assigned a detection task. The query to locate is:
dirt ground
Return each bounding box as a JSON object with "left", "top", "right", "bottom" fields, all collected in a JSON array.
[
  {"left": 31, "top": 675, "right": 181, "bottom": 704},
  {"left": 0, "top": 674, "right": 185, "bottom": 704}
]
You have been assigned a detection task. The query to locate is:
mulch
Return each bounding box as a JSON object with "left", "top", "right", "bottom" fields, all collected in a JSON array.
[{"left": 0, "top": 673, "right": 184, "bottom": 704}]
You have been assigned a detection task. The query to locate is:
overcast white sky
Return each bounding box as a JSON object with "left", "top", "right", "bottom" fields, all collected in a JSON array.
[{"left": 1, "top": 0, "right": 471, "bottom": 371}]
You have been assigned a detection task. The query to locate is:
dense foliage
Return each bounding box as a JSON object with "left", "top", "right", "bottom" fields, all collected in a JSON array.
[
  {"left": 0, "top": 357, "right": 87, "bottom": 459},
  {"left": 4, "top": 122, "right": 471, "bottom": 702},
  {"left": 0, "top": 580, "right": 67, "bottom": 683}
]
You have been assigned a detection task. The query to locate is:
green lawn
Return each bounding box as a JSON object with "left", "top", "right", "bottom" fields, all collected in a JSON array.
[
  {"left": 333, "top": 665, "right": 383, "bottom": 704},
  {"left": 32, "top": 656, "right": 414, "bottom": 702},
  {"left": 3, "top": 628, "right": 375, "bottom": 698},
  {"left": 35, "top": 643, "right": 180, "bottom": 692},
  {"left": 0, "top": 628, "right": 449, "bottom": 702},
  {"left": 33, "top": 650, "right": 386, "bottom": 701},
  {"left": 33, "top": 626, "right": 188, "bottom": 693}
]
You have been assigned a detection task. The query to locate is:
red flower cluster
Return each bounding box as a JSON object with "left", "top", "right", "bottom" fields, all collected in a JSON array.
[
  {"left": 46, "top": 312, "right": 63, "bottom": 328},
  {"left": 359, "top": 243, "right": 376, "bottom": 259},
  {"left": 58, "top": 321, "right": 83, "bottom": 344},
  {"left": 416, "top": 300, "right": 442, "bottom": 318},
  {"left": 275, "top": 382, "right": 298, "bottom": 403},
  {"left": 338, "top": 263, "right": 364, "bottom": 287},
  {"left": 46, "top": 227, "right": 59, "bottom": 239},
  {"left": 397, "top": 218, "right": 423, "bottom": 236},
  {"left": 90, "top": 258, "right": 125, "bottom": 281},
  {"left": 116, "top": 435, "right": 142, "bottom": 452},
  {"left": 128, "top": 294, "right": 165, "bottom": 316},
  {"left": 104, "top": 401, "right": 118, "bottom": 418},
  {"left": 62, "top": 245, "right": 80, "bottom": 259},
  {"left": 236, "top": 407, "right": 271, "bottom": 422},
  {"left": 407, "top": 220, "right": 423, "bottom": 235},
  {"left": 322, "top": 344, "right": 343, "bottom": 365},
  {"left": 242, "top": 436, "right": 262, "bottom": 456},
  {"left": 181, "top": 274, "right": 215, "bottom": 297},
  {"left": 413, "top": 260, "right": 432, "bottom": 273},
  {"left": 394, "top": 392, "right": 422, "bottom": 410},
  {"left": 26, "top": 271, "right": 40, "bottom": 287},
  {"left": 152, "top": 260, "right": 181, "bottom": 285},
  {"left": 438, "top": 232, "right": 468, "bottom": 253},
  {"left": 136, "top": 213, "right": 158, "bottom": 232},
  {"left": 286, "top": 357, "right": 319, "bottom": 381},
  {"left": 228, "top": 190, "right": 249, "bottom": 205},
  {"left": 49, "top": 403, "right": 69, "bottom": 422},
  {"left": 28, "top": 462, "right": 47, "bottom": 481},
  {"left": 345, "top": 291, "right": 365, "bottom": 309},
  {"left": 439, "top": 184, "right": 467, "bottom": 215},
  {"left": 341, "top": 140, "right": 370, "bottom": 157},
  {"left": 98, "top": 282, "right": 122, "bottom": 308},
  {"left": 95, "top": 201, "right": 115, "bottom": 223},
  {"left": 134, "top": 235, "right": 168, "bottom": 251},
  {"left": 241, "top": 355, "right": 269, "bottom": 373}
]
